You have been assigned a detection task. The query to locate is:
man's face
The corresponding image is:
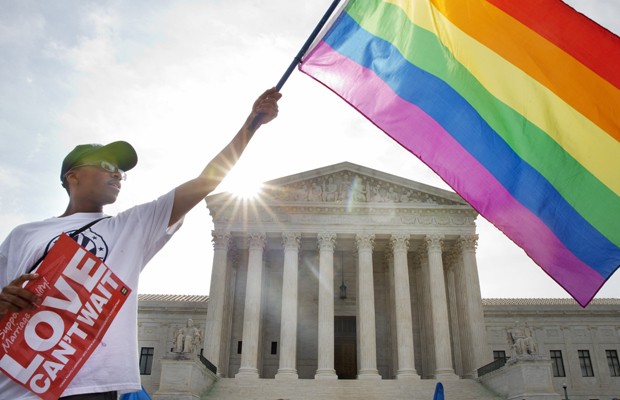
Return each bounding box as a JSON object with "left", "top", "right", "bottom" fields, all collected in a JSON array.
[{"left": 66, "top": 158, "right": 123, "bottom": 205}]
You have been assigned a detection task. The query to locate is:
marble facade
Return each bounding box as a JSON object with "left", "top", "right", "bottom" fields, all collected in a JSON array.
[{"left": 202, "top": 162, "right": 489, "bottom": 380}]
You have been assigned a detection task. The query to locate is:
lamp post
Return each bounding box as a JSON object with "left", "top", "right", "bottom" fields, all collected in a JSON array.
[{"left": 562, "top": 383, "right": 569, "bottom": 400}]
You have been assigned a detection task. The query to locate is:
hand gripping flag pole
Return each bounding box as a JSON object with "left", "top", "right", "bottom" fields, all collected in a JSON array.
[{"left": 248, "top": 0, "right": 342, "bottom": 131}]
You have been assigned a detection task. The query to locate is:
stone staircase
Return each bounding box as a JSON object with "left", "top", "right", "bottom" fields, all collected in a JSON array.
[{"left": 202, "top": 378, "right": 504, "bottom": 400}]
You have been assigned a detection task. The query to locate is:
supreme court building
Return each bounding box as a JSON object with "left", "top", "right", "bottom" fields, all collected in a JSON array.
[
  {"left": 137, "top": 162, "right": 620, "bottom": 400},
  {"left": 202, "top": 161, "right": 487, "bottom": 381}
]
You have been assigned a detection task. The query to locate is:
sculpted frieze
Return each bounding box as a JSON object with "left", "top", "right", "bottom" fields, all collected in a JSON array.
[
  {"left": 217, "top": 205, "right": 475, "bottom": 228},
  {"left": 435, "top": 215, "right": 451, "bottom": 225},
  {"left": 267, "top": 172, "right": 453, "bottom": 205},
  {"left": 369, "top": 214, "right": 399, "bottom": 224}
]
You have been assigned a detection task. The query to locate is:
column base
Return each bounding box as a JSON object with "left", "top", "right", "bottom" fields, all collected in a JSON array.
[
  {"left": 462, "top": 372, "right": 476, "bottom": 380},
  {"left": 235, "top": 368, "right": 260, "bottom": 379},
  {"left": 275, "top": 369, "right": 299, "bottom": 380},
  {"left": 434, "top": 369, "right": 459, "bottom": 380},
  {"left": 315, "top": 369, "right": 338, "bottom": 380},
  {"left": 396, "top": 369, "right": 420, "bottom": 380},
  {"left": 357, "top": 369, "right": 381, "bottom": 380}
]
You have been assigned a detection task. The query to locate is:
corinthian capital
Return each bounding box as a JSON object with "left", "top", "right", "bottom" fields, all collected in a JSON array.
[
  {"left": 424, "top": 234, "right": 444, "bottom": 251},
  {"left": 390, "top": 233, "right": 410, "bottom": 252},
  {"left": 282, "top": 232, "right": 301, "bottom": 249},
  {"left": 211, "top": 230, "right": 231, "bottom": 250},
  {"left": 457, "top": 234, "right": 478, "bottom": 252},
  {"left": 355, "top": 233, "right": 375, "bottom": 251},
  {"left": 248, "top": 232, "right": 266, "bottom": 249},
  {"left": 317, "top": 232, "right": 336, "bottom": 250}
]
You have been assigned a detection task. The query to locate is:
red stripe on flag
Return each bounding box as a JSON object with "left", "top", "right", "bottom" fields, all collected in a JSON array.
[{"left": 488, "top": 0, "right": 620, "bottom": 90}]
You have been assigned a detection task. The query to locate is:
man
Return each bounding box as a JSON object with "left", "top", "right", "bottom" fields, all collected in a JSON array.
[{"left": 0, "top": 88, "right": 281, "bottom": 399}]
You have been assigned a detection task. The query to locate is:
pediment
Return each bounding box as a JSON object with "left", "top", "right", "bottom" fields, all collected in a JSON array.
[{"left": 261, "top": 162, "right": 466, "bottom": 207}]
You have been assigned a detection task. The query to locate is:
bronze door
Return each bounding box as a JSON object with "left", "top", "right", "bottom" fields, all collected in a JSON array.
[{"left": 334, "top": 316, "right": 357, "bottom": 379}]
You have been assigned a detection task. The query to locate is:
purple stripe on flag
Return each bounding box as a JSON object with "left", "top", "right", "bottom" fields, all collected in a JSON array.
[{"left": 301, "top": 42, "right": 605, "bottom": 305}]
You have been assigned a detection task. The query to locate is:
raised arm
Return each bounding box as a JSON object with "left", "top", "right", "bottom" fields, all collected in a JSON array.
[{"left": 169, "top": 88, "right": 281, "bottom": 227}]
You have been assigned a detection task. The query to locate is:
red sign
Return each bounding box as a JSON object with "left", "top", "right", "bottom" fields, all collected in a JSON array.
[{"left": 0, "top": 233, "right": 131, "bottom": 400}]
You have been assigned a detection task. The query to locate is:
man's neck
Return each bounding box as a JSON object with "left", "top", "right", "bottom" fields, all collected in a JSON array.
[{"left": 59, "top": 202, "right": 103, "bottom": 217}]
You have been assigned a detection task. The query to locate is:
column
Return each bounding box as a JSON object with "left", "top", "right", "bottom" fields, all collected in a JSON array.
[
  {"left": 452, "top": 246, "right": 473, "bottom": 378},
  {"left": 236, "top": 233, "right": 266, "bottom": 378},
  {"left": 425, "top": 234, "right": 457, "bottom": 379},
  {"left": 390, "top": 234, "right": 419, "bottom": 379},
  {"left": 203, "top": 231, "right": 230, "bottom": 374},
  {"left": 385, "top": 252, "right": 399, "bottom": 377},
  {"left": 276, "top": 232, "right": 301, "bottom": 379},
  {"left": 458, "top": 235, "right": 491, "bottom": 376},
  {"left": 445, "top": 252, "right": 463, "bottom": 377},
  {"left": 315, "top": 232, "right": 338, "bottom": 379},
  {"left": 220, "top": 248, "right": 239, "bottom": 377},
  {"left": 356, "top": 233, "right": 380, "bottom": 379},
  {"left": 416, "top": 251, "right": 435, "bottom": 378}
]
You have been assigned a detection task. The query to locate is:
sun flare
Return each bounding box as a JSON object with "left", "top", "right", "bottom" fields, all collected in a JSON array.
[{"left": 220, "top": 170, "right": 264, "bottom": 199}]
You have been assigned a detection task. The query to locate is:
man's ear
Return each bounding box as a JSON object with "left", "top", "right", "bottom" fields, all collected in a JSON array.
[{"left": 64, "top": 171, "right": 78, "bottom": 189}]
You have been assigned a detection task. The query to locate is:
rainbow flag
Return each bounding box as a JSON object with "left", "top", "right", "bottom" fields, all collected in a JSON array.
[{"left": 299, "top": 0, "right": 620, "bottom": 307}]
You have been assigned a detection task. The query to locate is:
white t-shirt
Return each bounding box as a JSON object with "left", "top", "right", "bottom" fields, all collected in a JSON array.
[{"left": 0, "top": 190, "right": 181, "bottom": 398}]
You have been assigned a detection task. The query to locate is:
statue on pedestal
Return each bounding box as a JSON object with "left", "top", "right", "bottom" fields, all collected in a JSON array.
[
  {"left": 507, "top": 321, "right": 538, "bottom": 359},
  {"left": 174, "top": 318, "right": 202, "bottom": 356}
]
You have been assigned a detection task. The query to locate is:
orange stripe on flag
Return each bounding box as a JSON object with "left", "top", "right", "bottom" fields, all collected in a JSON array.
[
  {"left": 488, "top": 0, "right": 620, "bottom": 90},
  {"left": 430, "top": 0, "right": 620, "bottom": 142}
]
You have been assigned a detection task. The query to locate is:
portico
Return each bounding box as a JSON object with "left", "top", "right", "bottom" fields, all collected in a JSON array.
[{"left": 203, "top": 162, "right": 491, "bottom": 380}]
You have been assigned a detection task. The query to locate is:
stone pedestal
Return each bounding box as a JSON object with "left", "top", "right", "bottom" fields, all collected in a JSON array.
[
  {"left": 153, "top": 356, "right": 217, "bottom": 400},
  {"left": 479, "top": 356, "right": 561, "bottom": 400}
]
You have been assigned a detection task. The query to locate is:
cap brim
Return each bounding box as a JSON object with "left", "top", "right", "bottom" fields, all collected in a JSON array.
[{"left": 91, "top": 141, "right": 138, "bottom": 172}]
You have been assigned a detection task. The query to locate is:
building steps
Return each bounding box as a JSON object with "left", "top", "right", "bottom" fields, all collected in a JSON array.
[{"left": 202, "top": 378, "right": 503, "bottom": 400}]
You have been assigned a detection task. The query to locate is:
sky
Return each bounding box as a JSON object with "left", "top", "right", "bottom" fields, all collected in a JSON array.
[{"left": 1, "top": 0, "right": 619, "bottom": 300}]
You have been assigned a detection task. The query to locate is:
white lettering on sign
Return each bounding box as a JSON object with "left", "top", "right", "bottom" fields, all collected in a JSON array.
[
  {"left": 1, "top": 312, "right": 31, "bottom": 352},
  {"left": 24, "top": 311, "right": 64, "bottom": 351},
  {"left": 41, "top": 277, "right": 82, "bottom": 314},
  {"left": 63, "top": 247, "right": 106, "bottom": 292}
]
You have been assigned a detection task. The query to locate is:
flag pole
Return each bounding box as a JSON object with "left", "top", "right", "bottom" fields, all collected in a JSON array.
[
  {"left": 274, "top": 0, "right": 342, "bottom": 91},
  {"left": 249, "top": 0, "right": 342, "bottom": 130}
]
